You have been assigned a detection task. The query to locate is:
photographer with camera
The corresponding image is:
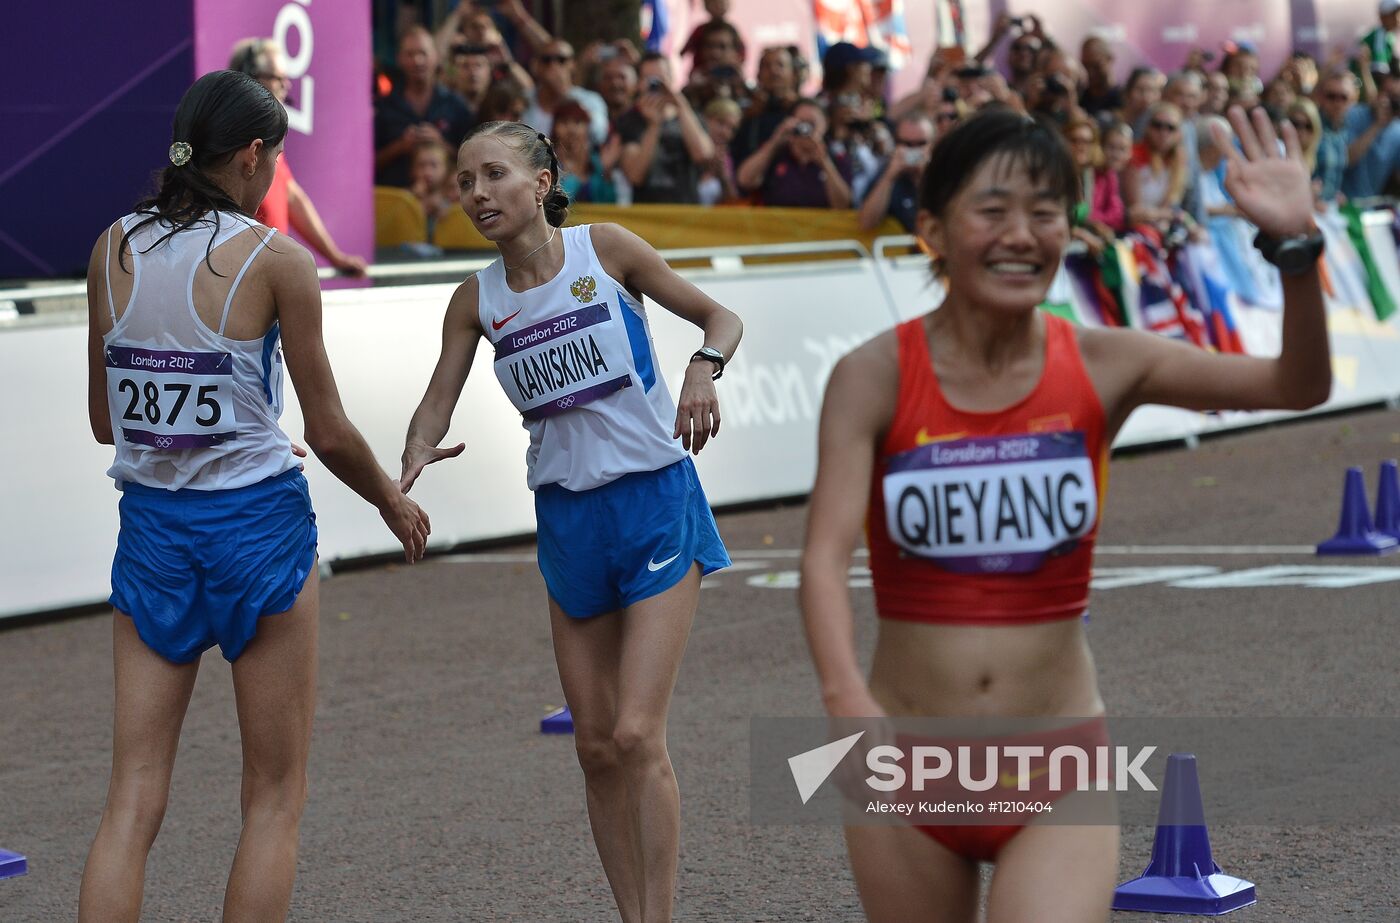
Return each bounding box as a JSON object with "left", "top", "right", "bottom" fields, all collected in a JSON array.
[
  {"left": 858, "top": 113, "right": 933, "bottom": 231},
  {"left": 974, "top": 12, "right": 1046, "bottom": 97},
  {"left": 736, "top": 99, "right": 853, "bottom": 209},
  {"left": 1342, "top": 66, "right": 1400, "bottom": 199},
  {"left": 617, "top": 54, "right": 715, "bottom": 204}
]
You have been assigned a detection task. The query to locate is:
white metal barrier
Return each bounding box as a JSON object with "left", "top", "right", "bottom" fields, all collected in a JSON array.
[{"left": 4, "top": 231, "right": 1400, "bottom": 619}]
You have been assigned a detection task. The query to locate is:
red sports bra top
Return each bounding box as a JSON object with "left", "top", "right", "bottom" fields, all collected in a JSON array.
[{"left": 866, "top": 313, "right": 1108, "bottom": 625}]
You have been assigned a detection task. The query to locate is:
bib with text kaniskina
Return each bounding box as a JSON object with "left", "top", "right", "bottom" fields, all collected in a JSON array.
[
  {"left": 492, "top": 301, "right": 635, "bottom": 420},
  {"left": 882, "top": 431, "right": 1097, "bottom": 574}
]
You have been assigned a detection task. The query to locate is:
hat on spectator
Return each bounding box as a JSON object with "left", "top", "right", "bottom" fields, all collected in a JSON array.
[
  {"left": 823, "top": 41, "right": 881, "bottom": 73},
  {"left": 1381, "top": 0, "right": 1400, "bottom": 15}
]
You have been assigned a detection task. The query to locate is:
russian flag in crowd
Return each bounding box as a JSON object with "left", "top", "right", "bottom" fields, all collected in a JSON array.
[{"left": 814, "top": 0, "right": 913, "bottom": 68}]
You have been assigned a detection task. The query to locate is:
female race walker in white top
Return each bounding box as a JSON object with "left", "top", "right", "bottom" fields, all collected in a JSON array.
[
  {"left": 79, "top": 70, "right": 429, "bottom": 923},
  {"left": 801, "top": 106, "right": 1330, "bottom": 922},
  {"left": 400, "top": 120, "right": 742, "bottom": 923}
]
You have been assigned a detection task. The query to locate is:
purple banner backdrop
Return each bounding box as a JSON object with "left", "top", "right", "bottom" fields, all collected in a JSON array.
[
  {"left": 0, "top": 3, "right": 194, "bottom": 278},
  {"left": 193, "top": 0, "right": 372, "bottom": 273}
]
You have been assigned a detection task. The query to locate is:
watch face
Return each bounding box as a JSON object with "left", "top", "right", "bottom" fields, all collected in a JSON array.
[{"left": 1274, "top": 239, "right": 1321, "bottom": 274}]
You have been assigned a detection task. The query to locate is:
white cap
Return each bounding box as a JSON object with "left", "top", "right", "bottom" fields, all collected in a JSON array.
[{"left": 1382, "top": 0, "right": 1400, "bottom": 15}]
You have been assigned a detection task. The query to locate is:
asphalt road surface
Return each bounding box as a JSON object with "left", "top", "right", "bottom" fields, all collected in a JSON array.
[{"left": 3, "top": 407, "right": 1399, "bottom": 921}]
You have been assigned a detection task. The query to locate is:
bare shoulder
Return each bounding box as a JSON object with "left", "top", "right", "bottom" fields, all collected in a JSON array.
[
  {"left": 824, "top": 329, "right": 899, "bottom": 431},
  {"left": 446, "top": 273, "right": 483, "bottom": 332},
  {"left": 260, "top": 231, "right": 317, "bottom": 281},
  {"left": 587, "top": 221, "right": 645, "bottom": 251}
]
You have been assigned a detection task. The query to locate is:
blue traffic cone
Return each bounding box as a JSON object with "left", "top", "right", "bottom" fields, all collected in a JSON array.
[
  {"left": 1375, "top": 460, "right": 1400, "bottom": 541},
  {"left": 1113, "top": 754, "right": 1255, "bottom": 915},
  {"left": 540, "top": 706, "right": 574, "bottom": 734},
  {"left": 1316, "top": 467, "right": 1398, "bottom": 555},
  {"left": 0, "top": 849, "right": 26, "bottom": 880}
]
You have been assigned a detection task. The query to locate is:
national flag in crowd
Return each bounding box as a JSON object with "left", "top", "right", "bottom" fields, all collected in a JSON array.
[
  {"left": 640, "top": 0, "right": 669, "bottom": 53},
  {"left": 813, "top": 0, "right": 913, "bottom": 68}
]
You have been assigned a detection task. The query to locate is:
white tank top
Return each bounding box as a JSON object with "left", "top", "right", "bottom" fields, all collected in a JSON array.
[
  {"left": 102, "top": 211, "right": 296, "bottom": 491},
  {"left": 476, "top": 224, "right": 687, "bottom": 491}
]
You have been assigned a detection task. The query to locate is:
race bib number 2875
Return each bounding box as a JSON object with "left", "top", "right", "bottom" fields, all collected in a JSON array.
[{"left": 105, "top": 345, "right": 237, "bottom": 450}]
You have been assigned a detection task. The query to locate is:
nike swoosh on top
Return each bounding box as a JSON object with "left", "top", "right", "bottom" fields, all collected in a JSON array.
[
  {"left": 647, "top": 552, "right": 682, "bottom": 572},
  {"left": 492, "top": 308, "right": 523, "bottom": 331}
]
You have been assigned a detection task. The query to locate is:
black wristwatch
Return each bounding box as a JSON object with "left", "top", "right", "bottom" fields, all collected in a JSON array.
[
  {"left": 690, "top": 346, "right": 725, "bottom": 380},
  {"left": 1253, "top": 229, "right": 1325, "bottom": 275}
]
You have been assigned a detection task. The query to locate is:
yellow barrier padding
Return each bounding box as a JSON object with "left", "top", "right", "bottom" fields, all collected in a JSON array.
[
  {"left": 374, "top": 186, "right": 427, "bottom": 248},
  {"left": 433, "top": 203, "right": 907, "bottom": 253}
]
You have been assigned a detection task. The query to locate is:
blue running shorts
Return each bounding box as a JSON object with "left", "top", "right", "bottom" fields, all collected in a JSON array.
[
  {"left": 109, "top": 468, "right": 318, "bottom": 664},
  {"left": 534, "top": 457, "right": 730, "bottom": 618}
]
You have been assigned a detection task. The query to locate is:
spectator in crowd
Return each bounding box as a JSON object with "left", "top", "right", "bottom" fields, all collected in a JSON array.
[
  {"left": 683, "top": 20, "right": 748, "bottom": 109},
  {"left": 1343, "top": 67, "right": 1400, "bottom": 199},
  {"left": 1025, "top": 61, "right": 1080, "bottom": 127},
  {"left": 975, "top": 12, "right": 1045, "bottom": 97},
  {"left": 1314, "top": 71, "right": 1357, "bottom": 202},
  {"left": 596, "top": 53, "right": 639, "bottom": 123},
  {"left": 1079, "top": 36, "right": 1123, "bottom": 121},
  {"left": 827, "top": 90, "right": 890, "bottom": 204},
  {"left": 1124, "top": 102, "right": 1189, "bottom": 230},
  {"left": 680, "top": 0, "right": 744, "bottom": 64},
  {"left": 857, "top": 113, "right": 933, "bottom": 231},
  {"left": 821, "top": 42, "right": 879, "bottom": 106},
  {"left": 889, "top": 49, "right": 958, "bottom": 122},
  {"left": 732, "top": 46, "right": 802, "bottom": 167},
  {"left": 1262, "top": 78, "right": 1298, "bottom": 118},
  {"left": 685, "top": 61, "right": 752, "bottom": 114},
  {"left": 552, "top": 99, "right": 619, "bottom": 204},
  {"left": 1202, "top": 70, "right": 1231, "bottom": 116},
  {"left": 698, "top": 98, "right": 743, "bottom": 205},
  {"left": 447, "top": 43, "right": 494, "bottom": 115},
  {"left": 935, "top": 96, "right": 970, "bottom": 136},
  {"left": 229, "top": 38, "right": 367, "bottom": 276},
  {"left": 478, "top": 76, "right": 531, "bottom": 123},
  {"left": 1163, "top": 71, "right": 1206, "bottom": 221},
  {"left": 1279, "top": 51, "right": 1319, "bottom": 97},
  {"left": 1358, "top": 0, "right": 1400, "bottom": 81},
  {"left": 1196, "top": 115, "right": 1240, "bottom": 219},
  {"left": 1220, "top": 41, "right": 1261, "bottom": 88},
  {"left": 1123, "top": 66, "right": 1166, "bottom": 137},
  {"left": 1286, "top": 98, "right": 1323, "bottom": 175},
  {"left": 522, "top": 39, "right": 610, "bottom": 144},
  {"left": 437, "top": 7, "right": 534, "bottom": 95},
  {"left": 375, "top": 27, "right": 474, "bottom": 188},
  {"left": 1101, "top": 120, "right": 1135, "bottom": 222},
  {"left": 409, "top": 139, "right": 455, "bottom": 237},
  {"left": 736, "top": 98, "right": 853, "bottom": 209},
  {"left": 1064, "top": 113, "right": 1125, "bottom": 242},
  {"left": 616, "top": 55, "right": 715, "bottom": 204}
]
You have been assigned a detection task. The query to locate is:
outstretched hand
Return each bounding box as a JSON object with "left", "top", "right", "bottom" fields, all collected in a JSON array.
[
  {"left": 1213, "top": 106, "right": 1316, "bottom": 238},
  {"left": 399, "top": 440, "right": 466, "bottom": 494}
]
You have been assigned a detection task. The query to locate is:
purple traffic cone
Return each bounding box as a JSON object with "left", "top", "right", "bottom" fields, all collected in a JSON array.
[
  {"left": 1375, "top": 460, "right": 1400, "bottom": 541},
  {"left": 1316, "top": 467, "right": 1398, "bottom": 555},
  {"left": 1113, "top": 754, "right": 1256, "bottom": 915},
  {"left": 0, "top": 849, "right": 26, "bottom": 880},
  {"left": 540, "top": 705, "right": 574, "bottom": 734}
]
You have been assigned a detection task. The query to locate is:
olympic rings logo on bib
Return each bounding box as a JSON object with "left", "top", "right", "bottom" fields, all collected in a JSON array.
[
  {"left": 557, "top": 395, "right": 576, "bottom": 410},
  {"left": 154, "top": 436, "right": 174, "bottom": 449}
]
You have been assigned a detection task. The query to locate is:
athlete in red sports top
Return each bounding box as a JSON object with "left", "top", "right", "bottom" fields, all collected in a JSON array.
[{"left": 801, "top": 107, "right": 1330, "bottom": 922}]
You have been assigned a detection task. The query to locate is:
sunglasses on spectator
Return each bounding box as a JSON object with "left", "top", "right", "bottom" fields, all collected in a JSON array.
[
  {"left": 1149, "top": 119, "right": 1179, "bottom": 132},
  {"left": 1323, "top": 91, "right": 1350, "bottom": 102},
  {"left": 1012, "top": 42, "right": 1040, "bottom": 54},
  {"left": 936, "top": 111, "right": 960, "bottom": 123},
  {"left": 539, "top": 54, "right": 573, "bottom": 65},
  {"left": 1289, "top": 119, "right": 1314, "bottom": 132},
  {"left": 896, "top": 137, "right": 932, "bottom": 147}
]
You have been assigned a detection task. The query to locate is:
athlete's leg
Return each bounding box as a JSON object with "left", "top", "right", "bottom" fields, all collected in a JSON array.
[
  {"left": 844, "top": 825, "right": 981, "bottom": 923},
  {"left": 983, "top": 816, "right": 1118, "bottom": 923},
  {"left": 78, "top": 613, "right": 201, "bottom": 923},
  {"left": 548, "top": 597, "right": 642, "bottom": 923},
  {"left": 612, "top": 564, "right": 701, "bottom": 923},
  {"left": 222, "top": 569, "right": 319, "bottom": 923}
]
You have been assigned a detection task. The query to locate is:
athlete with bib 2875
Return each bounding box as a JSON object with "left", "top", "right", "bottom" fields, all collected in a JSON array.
[
  {"left": 400, "top": 120, "right": 742, "bottom": 922},
  {"left": 800, "top": 107, "right": 1330, "bottom": 922},
  {"left": 80, "top": 71, "right": 430, "bottom": 923}
]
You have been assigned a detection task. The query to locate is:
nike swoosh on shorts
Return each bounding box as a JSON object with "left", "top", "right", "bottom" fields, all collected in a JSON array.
[{"left": 647, "top": 552, "right": 682, "bottom": 572}]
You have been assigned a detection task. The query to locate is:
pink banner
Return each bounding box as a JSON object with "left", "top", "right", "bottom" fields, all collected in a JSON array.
[{"left": 194, "top": 0, "right": 371, "bottom": 272}]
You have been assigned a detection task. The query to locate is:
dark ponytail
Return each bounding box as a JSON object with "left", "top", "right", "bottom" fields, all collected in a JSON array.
[
  {"left": 461, "top": 120, "right": 572, "bottom": 227},
  {"left": 121, "top": 70, "right": 288, "bottom": 273}
]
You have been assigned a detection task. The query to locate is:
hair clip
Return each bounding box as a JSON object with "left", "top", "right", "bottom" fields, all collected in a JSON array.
[{"left": 169, "top": 141, "right": 193, "bottom": 166}]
